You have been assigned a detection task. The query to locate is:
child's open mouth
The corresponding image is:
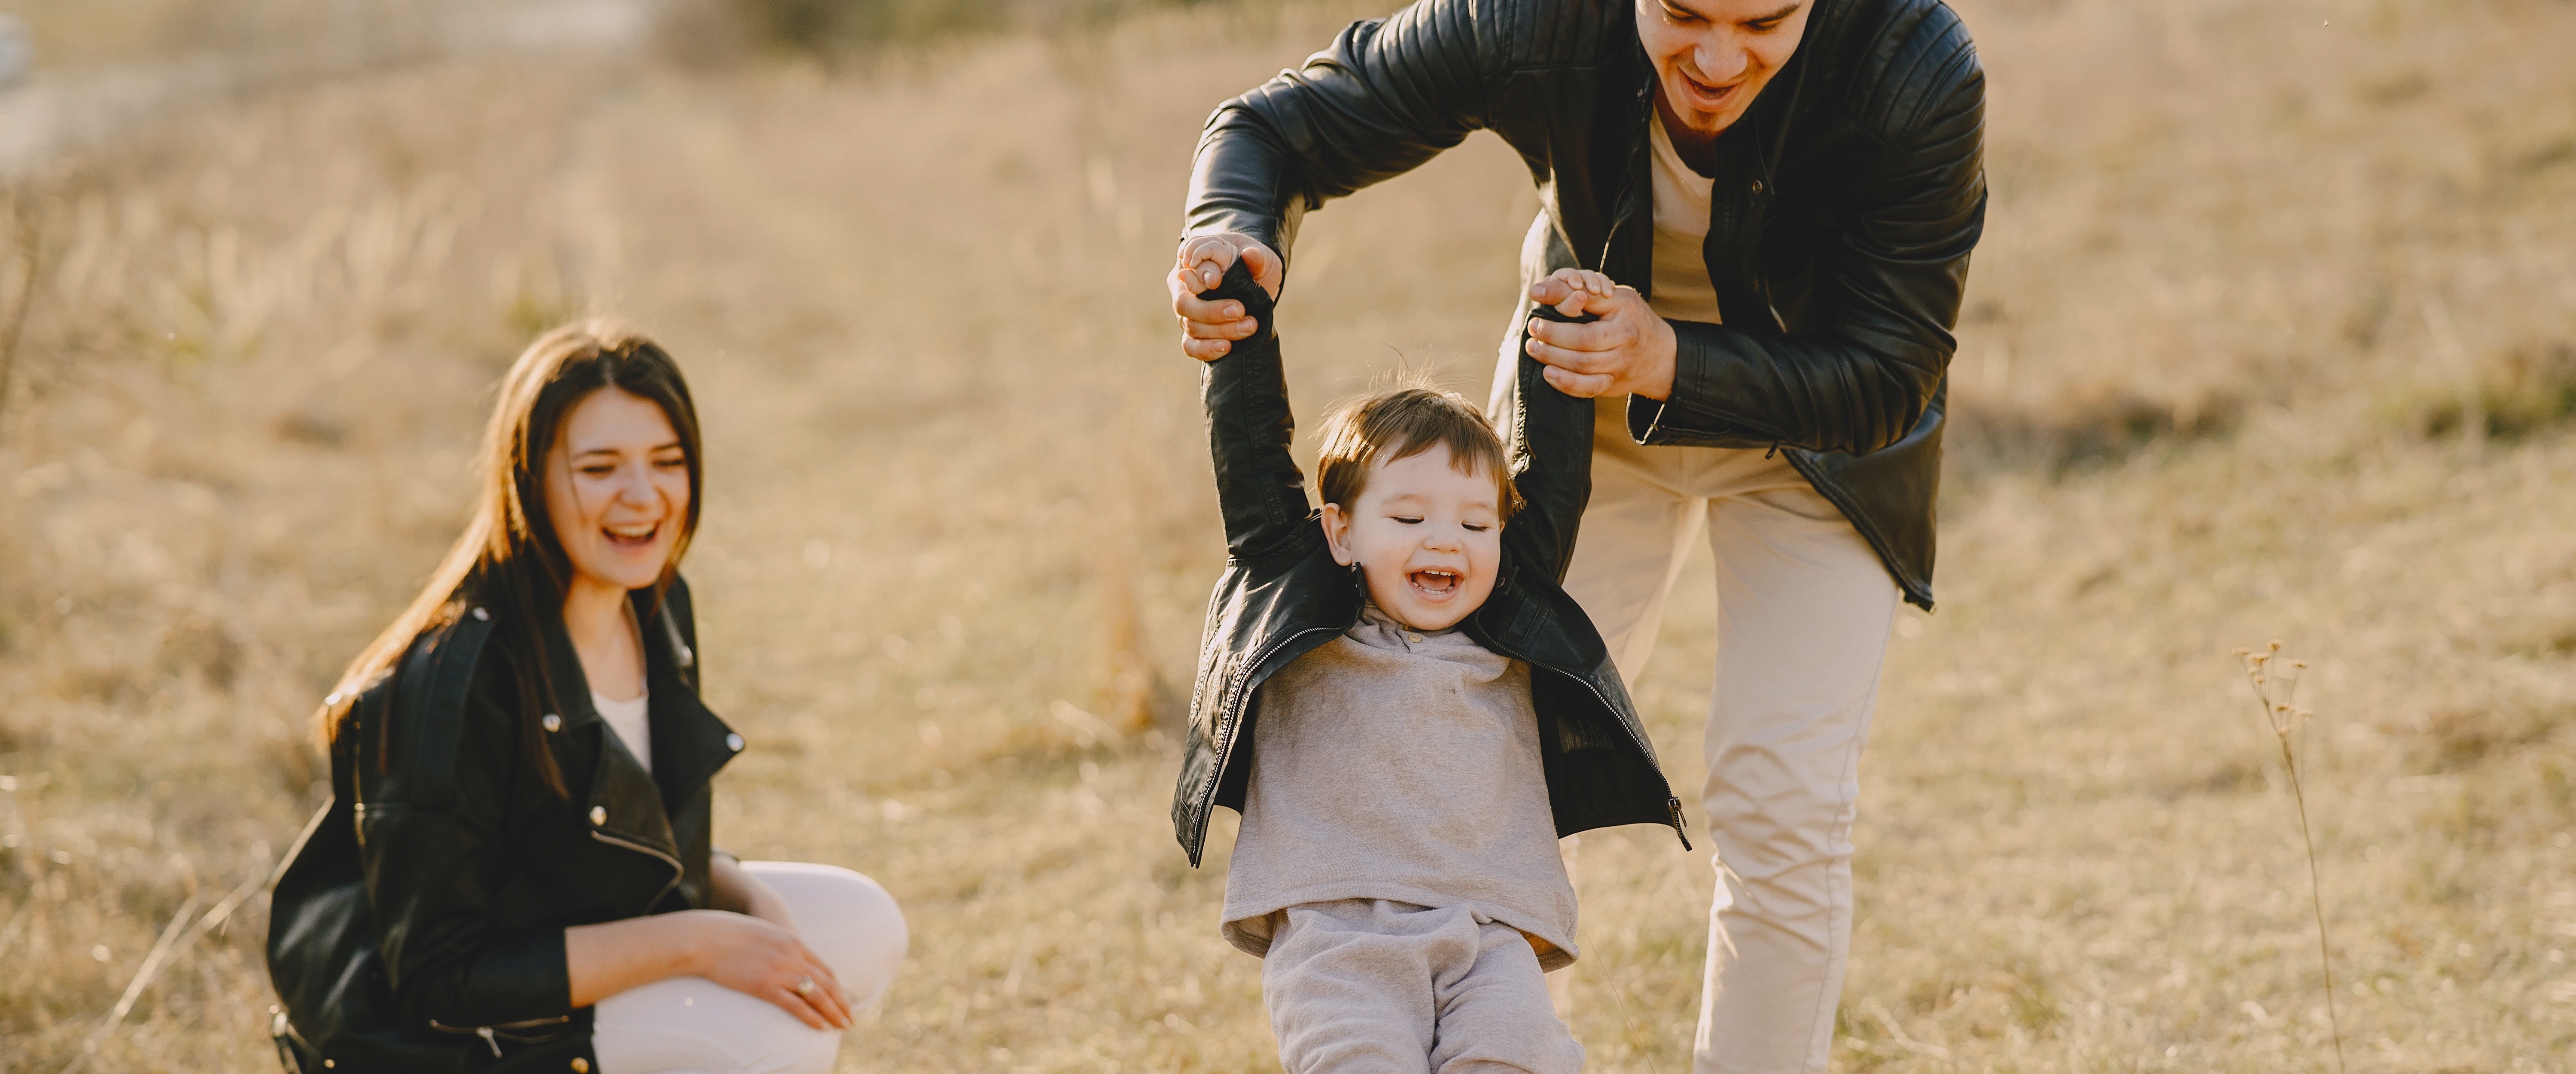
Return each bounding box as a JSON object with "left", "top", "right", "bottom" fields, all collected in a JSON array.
[
  {"left": 1409, "top": 569, "right": 1461, "bottom": 597},
  {"left": 605, "top": 522, "right": 659, "bottom": 549}
]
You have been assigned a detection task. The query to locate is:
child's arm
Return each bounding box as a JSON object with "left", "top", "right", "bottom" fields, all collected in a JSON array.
[
  {"left": 1500, "top": 268, "right": 1614, "bottom": 584},
  {"left": 1196, "top": 259, "right": 1318, "bottom": 561}
]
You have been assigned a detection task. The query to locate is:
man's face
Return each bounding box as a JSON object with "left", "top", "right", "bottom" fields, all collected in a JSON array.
[{"left": 1636, "top": 0, "right": 1812, "bottom": 138}]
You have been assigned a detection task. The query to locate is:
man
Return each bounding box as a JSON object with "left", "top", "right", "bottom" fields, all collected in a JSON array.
[{"left": 1165, "top": 0, "right": 1984, "bottom": 1070}]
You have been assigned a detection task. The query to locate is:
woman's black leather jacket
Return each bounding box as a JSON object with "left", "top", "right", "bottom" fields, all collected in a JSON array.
[
  {"left": 1168, "top": 262, "right": 1687, "bottom": 866},
  {"left": 266, "top": 578, "right": 743, "bottom": 1073},
  {"left": 1184, "top": 0, "right": 1987, "bottom": 609}
]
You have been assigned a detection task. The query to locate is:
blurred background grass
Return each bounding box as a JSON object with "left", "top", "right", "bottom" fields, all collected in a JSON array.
[{"left": 0, "top": 0, "right": 2570, "bottom": 1071}]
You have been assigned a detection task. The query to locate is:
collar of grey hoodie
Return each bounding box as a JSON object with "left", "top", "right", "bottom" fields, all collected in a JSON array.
[{"left": 1353, "top": 600, "right": 1474, "bottom": 650}]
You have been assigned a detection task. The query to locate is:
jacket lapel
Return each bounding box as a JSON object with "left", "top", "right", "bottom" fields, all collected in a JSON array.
[
  {"left": 538, "top": 589, "right": 739, "bottom": 864},
  {"left": 584, "top": 720, "right": 679, "bottom": 859},
  {"left": 632, "top": 589, "right": 740, "bottom": 815},
  {"left": 536, "top": 614, "right": 683, "bottom": 863},
  {"left": 1600, "top": 66, "right": 1656, "bottom": 287}
]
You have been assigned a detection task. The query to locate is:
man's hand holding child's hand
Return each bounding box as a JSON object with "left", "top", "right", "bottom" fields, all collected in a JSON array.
[
  {"left": 1523, "top": 268, "right": 1678, "bottom": 401},
  {"left": 1170, "top": 233, "right": 1286, "bottom": 361},
  {"left": 1170, "top": 248, "right": 1680, "bottom": 403}
]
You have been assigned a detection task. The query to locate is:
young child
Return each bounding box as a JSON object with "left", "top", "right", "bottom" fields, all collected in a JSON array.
[{"left": 1169, "top": 261, "right": 1690, "bottom": 1073}]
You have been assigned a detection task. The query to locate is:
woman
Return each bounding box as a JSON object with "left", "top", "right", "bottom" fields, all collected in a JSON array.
[{"left": 267, "top": 321, "right": 906, "bottom": 1074}]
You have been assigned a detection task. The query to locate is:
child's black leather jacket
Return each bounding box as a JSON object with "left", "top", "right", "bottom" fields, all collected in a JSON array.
[
  {"left": 265, "top": 579, "right": 743, "bottom": 1073},
  {"left": 1168, "top": 262, "right": 1686, "bottom": 866}
]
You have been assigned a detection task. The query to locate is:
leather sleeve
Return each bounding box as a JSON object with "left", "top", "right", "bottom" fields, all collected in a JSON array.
[
  {"left": 361, "top": 656, "right": 572, "bottom": 1029},
  {"left": 1183, "top": 0, "right": 1503, "bottom": 262},
  {"left": 1638, "top": 33, "right": 1986, "bottom": 454},
  {"left": 1198, "top": 262, "right": 1318, "bottom": 562},
  {"left": 1506, "top": 307, "right": 1598, "bottom": 584}
]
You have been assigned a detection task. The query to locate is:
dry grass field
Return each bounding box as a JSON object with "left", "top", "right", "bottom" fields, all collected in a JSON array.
[{"left": 2, "top": 0, "right": 2573, "bottom": 1071}]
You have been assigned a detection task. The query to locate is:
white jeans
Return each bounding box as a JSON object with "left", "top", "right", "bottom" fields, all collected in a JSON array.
[
  {"left": 1560, "top": 397, "right": 1900, "bottom": 1074},
  {"left": 592, "top": 862, "right": 908, "bottom": 1074}
]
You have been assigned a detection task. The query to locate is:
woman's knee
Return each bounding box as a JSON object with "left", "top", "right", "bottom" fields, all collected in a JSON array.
[{"left": 743, "top": 861, "right": 907, "bottom": 1009}]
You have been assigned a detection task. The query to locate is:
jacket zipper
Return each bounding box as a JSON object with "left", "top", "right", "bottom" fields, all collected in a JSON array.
[
  {"left": 428, "top": 1014, "right": 571, "bottom": 1055},
  {"left": 1548, "top": 666, "right": 1691, "bottom": 851},
  {"left": 1187, "top": 622, "right": 1346, "bottom": 865},
  {"left": 589, "top": 830, "right": 686, "bottom": 909}
]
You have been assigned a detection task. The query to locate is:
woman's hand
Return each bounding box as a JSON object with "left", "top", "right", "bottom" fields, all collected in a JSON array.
[
  {"left": 682, "top": 910, "right": 853, "bottom": 1031},
  {"left": 1523, "top": 269, "right": 1678, "bottom": 400},
  {"left": 565, "top": 908, "right": 852, "bottom": 1030},
  {"left": 1169, "top": 232, "right": 1284, "bottom": 360}
]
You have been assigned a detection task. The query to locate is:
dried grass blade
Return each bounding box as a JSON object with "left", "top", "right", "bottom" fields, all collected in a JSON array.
[
  {"left": 195, "top": 866, "right": 269, "bottom": 937},
  {"left": 0, "top": 899, "right": 27, "bottom": 961},
  {"left": 61, "top": 890, "right": 204, "bottom": 1074},
  {"left": 0, "top": 187, "right": 36, "bottom": 436},
  {"left": 1864, "top": 998, "right": 1950, "bottom": 1059}
]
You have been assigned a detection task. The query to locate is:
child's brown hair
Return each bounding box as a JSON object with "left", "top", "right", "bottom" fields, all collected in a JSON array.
[{"left": 1314, "top": 384, "right": 1522, "bottom": 517}]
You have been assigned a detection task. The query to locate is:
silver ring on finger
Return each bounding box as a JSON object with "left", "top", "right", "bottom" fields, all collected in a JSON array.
[{"left": 795, "top": 975, "right": 816, "bottom": 997}]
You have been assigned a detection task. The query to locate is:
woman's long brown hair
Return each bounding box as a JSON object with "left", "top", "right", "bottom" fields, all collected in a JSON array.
[{"left": 319, "top": 319, "right": 704, "bottom": 797}]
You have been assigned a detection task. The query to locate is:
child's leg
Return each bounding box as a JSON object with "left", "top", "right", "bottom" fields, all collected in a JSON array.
[
  {"left": 1264, "top": 900, "right": 1460, "bottom": 1074},
  {"left": 1429, "top": 919, "right": 1584, "bottom": 1074}
]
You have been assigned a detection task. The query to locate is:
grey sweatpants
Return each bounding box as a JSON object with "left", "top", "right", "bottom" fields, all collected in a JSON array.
[{"left": 1263, "top": 900, "right": 1584, "bottom": 1074}]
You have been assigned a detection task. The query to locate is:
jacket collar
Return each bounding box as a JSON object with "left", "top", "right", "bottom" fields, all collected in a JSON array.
[
  {"left": 537, "top": 586, "right": 739, "bottom": 855},
  {"left": 630, "top": 585, "right": 740, "bottom": 817}
]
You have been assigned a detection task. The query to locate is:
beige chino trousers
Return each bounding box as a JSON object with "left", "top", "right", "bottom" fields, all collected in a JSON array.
[{"left": 1562, "top": 396, "right": 1900, "bottom": 1074}]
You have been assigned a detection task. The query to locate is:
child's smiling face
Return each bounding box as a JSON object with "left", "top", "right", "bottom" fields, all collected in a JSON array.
[{"left": 1321, "top": 443, "right": 1505, "bottom": 632}]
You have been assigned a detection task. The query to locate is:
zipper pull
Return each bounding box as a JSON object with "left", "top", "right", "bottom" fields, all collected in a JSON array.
[
  {"left": 477, "top": 1026, "right": 502, "bottom": 1058},
  {"left": 1667, "top": 796, "right": 1693, "bottom": 851}
]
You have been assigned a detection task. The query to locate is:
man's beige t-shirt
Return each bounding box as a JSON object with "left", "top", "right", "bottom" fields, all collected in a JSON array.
[
  {"left": 1647, "top": 112, "right": 1724, "bottom": 326},
  {"left": 1596, "top": 113, "right": 1735, "bottom": 436}
]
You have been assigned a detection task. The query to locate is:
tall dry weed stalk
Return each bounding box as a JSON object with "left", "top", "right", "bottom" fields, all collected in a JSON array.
[
  {"left": 0, "top": 187, "right": 36, "bottom": 436},
  {"left": 2232, "top": 641, "right": 2345, "bottom": 1074}
]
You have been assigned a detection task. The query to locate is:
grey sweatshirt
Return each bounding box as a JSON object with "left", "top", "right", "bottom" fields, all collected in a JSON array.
[{"left": 1220, "top": 605, "right": 1579, "bottom": 971}]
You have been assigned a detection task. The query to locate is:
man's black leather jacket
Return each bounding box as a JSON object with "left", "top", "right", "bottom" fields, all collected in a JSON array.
[
  {"left": 1169, "top": 262, "right": 1687, "bottom": 865},
  {"left": 1185, "top": 0, "right": 1986, "bottom": 608},
  {"left": 266, "top": 579, "right": 743, "bottom": 1073}
]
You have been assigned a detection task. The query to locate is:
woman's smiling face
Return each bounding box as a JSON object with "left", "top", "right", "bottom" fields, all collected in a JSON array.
[
  {"left": 542, "top": 387, "right": 692, "bottom": 593},
  {"left": 1321, "top": 443, "right": 1506, "bottom": 632}
]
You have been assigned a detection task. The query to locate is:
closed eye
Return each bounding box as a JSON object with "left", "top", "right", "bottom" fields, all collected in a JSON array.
[
  {"left": 579, "top": 464, "right": 617, "bottom": 477},
  {"left": 1390, "top": 516, "right": 1425, "bottom": 525},
  {"left": 1463, "top": 523, "right": 1492, "bottom": 533}
]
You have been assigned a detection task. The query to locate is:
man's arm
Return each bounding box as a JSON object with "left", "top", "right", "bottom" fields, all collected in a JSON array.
[
  {"left": 1174, "top": 0, "right": 1516, "bottom": 359},
  {"left": 1184, "top": 0, "right": 1507, "bottom": 268},
  {"left": 1198, "top": 262, "right": 1318, "bottom": 562}
]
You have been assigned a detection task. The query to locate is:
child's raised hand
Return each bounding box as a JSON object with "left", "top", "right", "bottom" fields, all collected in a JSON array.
[{"left": 1531, "top": 268, "right": 1623, "bottom": 318}]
